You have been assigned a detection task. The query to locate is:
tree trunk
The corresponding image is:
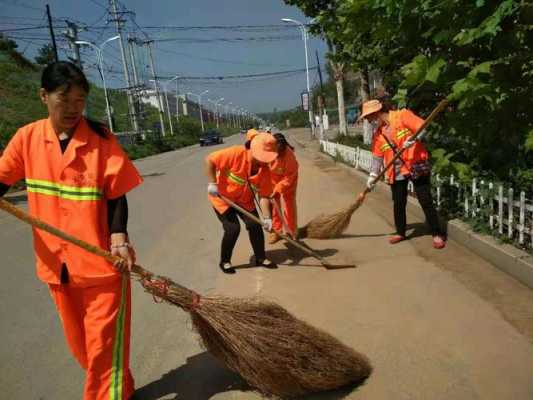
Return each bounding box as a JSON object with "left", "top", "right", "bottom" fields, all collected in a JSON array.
[
  {"left": 359, "top": 67, "right": 373, "bottom": 144},
  {"left": 336, "top": 77, "right": 347, "bottom": 136},
  {"left": 331, "top": 61, "right": 347, "bottom": 136}
]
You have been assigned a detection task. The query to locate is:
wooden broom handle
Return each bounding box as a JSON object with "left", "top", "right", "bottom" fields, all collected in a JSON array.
[
  {"left": 218, "top": 195, "right": 333, "bottom": 268},
  {"left": 0, "top": 198, "right": 153, "bottom": 280},
  {"left": 366, "top": 99, "right": 449, "bottom": 194}
]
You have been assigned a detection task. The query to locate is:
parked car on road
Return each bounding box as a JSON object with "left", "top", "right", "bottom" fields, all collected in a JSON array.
[{"left": 199, "top": 129, "right": 223, "bottom": 146}]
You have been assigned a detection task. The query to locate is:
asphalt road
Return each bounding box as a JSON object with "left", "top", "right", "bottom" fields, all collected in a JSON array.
[{"left": 1, "top": 132, "right": 533, "bottom": 399}]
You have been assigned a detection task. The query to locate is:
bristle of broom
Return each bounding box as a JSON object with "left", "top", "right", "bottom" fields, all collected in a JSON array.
[
  {"left": 192, "top": 296, "right": 372, "bottom": 398},
  {"left": 302, "top": 199, "right": 363, "bottom": 239},
  {"left": 139, "top": 278, "right": 372, "bottom": 398}
]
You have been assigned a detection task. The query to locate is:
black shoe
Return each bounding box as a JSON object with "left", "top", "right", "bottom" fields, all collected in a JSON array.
[
  {"left": 219, "top": 262, "right": 236, "bottom": 274},
  {"left": 255, "top": 258, "right": 278, "bottom": 269}
]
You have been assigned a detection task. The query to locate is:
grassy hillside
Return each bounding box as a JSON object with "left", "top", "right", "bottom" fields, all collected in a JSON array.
[
  {"left": 0, "top": 49, "right": 238, "bottom": 162},
  {"left": 0, "top": 49, "right": 135, "bottom": 147}
]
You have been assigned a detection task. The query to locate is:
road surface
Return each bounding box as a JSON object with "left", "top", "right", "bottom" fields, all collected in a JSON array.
[{"left": 1, "top": 131, "right": 533, "bottom": 399}]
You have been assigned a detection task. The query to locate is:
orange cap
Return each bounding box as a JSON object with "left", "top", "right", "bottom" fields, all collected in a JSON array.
[
  {"left": 246, "top": 129, "right": 260, "bottom": 142},
  {"left": 358, "top": 99, "right": 383, "bottom": 121},
  {"left": 250, "top": 133, "right": 278, "bottom": 163}
]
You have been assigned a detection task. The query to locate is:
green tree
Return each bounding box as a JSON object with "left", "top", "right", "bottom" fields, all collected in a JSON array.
[
  {"left": 0, "top": 34, "right": 18, "bottom": 51},
  {"left": 288, "top": 0, "right": 533, "bottom": 189},
  {"left": 34, "top": 44, "right": 55, "bottom": 65}
]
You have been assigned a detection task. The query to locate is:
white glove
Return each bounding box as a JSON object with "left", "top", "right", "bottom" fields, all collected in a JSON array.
[
  {"left": 402, "top": 138, "right": 416, "bottom": 149},
  {"left": 366, "top": 173, "right": 378, "bottom": 191},
  {"left": 263, "top": 218, "right": 273, "bottom": 232},
  {"left": 207, "top": 183, "right": 219, "bottom": 196}
]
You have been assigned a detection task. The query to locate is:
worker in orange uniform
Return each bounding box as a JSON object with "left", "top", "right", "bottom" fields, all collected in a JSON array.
[
  {"left": 0, "top": 62, "right": 142, "bottom": 399},
  {"left": 268, "top": 132, "right": 299, "bottom": 243},
  {"left": 359, "top": 95, "right": 446, "bottom": 249},
  {"left": 205, "top": 131, "right": 278, "bottom": 273}
]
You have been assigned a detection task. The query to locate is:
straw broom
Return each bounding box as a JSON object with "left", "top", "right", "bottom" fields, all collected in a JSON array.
[
  {"left": 0, "top": 198, "right": 371, "bottom": 398},
  {"left": 301, "top": 99, "right": 449, "bottom": 240}
]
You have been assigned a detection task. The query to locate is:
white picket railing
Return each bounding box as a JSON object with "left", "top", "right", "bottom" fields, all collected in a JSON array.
[{"left": 320, "top": 140, "right": 533, "bottom": 250}]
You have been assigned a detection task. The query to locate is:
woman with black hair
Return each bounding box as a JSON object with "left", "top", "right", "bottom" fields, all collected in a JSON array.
[
  {"left": 268, "top": 132, "right": 299, "bottom": 243},
  {"left": 0, "top": 61, "right": 142, "bottom": 399}
]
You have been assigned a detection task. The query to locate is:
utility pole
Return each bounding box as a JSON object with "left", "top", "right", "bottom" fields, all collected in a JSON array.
[
  {"left": 127, "top": 34, "right": 142, "bottom": 133},
  {"left": 109, "top": 0, "right": 138, "bottom": 133},
  {"left": 146, "top": 40, "right": 166, "bottom": 136},
  {"left": 46, "top": 4, "right": 58, "bottom": 62},
  {"left": 65, "top": 21, "right": 82, "bottom": 69}
]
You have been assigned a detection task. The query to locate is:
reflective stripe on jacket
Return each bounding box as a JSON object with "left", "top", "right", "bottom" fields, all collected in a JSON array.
[
  {"left": 371, "top": 109, "right": 429, "bottom": 184},
  {"left": 208, "top": 145, "right": 272, "bottom": 214},
  {"left": 0, "top": 118, "right": 143, "bottom": 286}
]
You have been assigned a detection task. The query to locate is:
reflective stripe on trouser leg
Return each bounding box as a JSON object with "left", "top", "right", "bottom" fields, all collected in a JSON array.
[{"left": 83, "top": 276, "right": 134, "bottom": 400}]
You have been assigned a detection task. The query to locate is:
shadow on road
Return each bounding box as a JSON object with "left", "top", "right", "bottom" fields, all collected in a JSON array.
[
  {"left": 141, "top": 172, "right": 166, "bottom": 179},
  {"left": 268, "top": 243, "right": 338, "bottom": 266},
  {"left": 4, "top": 193, "right": 27, "bottom": 204},
  {"left": 134, "top": 350, "right": 366, "bottom": 400},
  {"left": 133, "top": 351, "right": 252, "bottom": 400},
  {"left": 405, "top": 222, "right": 432, "bottom": 240}
]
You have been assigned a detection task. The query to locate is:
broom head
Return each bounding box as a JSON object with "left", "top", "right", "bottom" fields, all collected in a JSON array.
[{"left": 300, "top": 193, "right": 366, "bottom": 239}]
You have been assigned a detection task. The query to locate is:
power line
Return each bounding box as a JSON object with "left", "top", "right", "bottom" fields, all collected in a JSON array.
[
  {"left": 154, "top": 46, "right": 294, "bottom": 68},
  {"left": 0, "top": 0, "right": 43, "bottom": 12},
  {"left": 0, "top": 25, "right": 47, "bottom": 32},
  {"left": 150, "top": 34, "right": 301, "bottom": 44},
  {"left": 87, "top": 0, "right": 108, "bottom": 10},
  {"left": 90, "top": 23, "right": 308, "bottom": 31},
  {"left": 157, "top": 67, "right": 318, "bottom": 81}
]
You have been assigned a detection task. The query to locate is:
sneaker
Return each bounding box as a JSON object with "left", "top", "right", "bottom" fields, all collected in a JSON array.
[
  {"left": 389, "top": 235, "right": 406, "bottom": 244},
  {"left": 432, "top": 235, "right": 446, "bottom": 249},
  {"left": 255, "top": 258, "right": 278, "bottom": 269},
  {"left": 219, "top": 262, "right": 236, "bottom": 274},
  {"left": 267, "top": 231, "right": 281, "bottom": 244}
]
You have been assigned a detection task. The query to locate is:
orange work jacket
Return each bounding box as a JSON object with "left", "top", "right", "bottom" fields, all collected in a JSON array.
[
  {"left": 208, "top": 145, "right": 272, "bottom": 214},
  {"left": 0, "top": 118, "right": 143, "bottom": 287},
  {"left": 269, "top": 147, "right": 298, "bottom": 196},
  {"left": 371, "top": 109, "right": 429, "bottom": 184}
]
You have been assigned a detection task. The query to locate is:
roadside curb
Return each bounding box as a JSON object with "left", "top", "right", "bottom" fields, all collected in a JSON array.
[{"left": 294, "top": 136, "right": 533, "bottom": 291}]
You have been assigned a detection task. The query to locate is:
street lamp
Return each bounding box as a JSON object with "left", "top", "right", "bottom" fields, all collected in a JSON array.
[
  {"left": 208, "top": 97, "right": 224, "bottom": 128},
  {"left": 160, "top": 75, "right": 180, "bottom": 135},
  {"left": 281, "top": 17, "right": 314, "bottom": 137},
  {"left": 187, "top": 90, "right": 209, "bottom": 132},
  {"left": 76, "top": 35, "right": 120, "bottom": 131},
  {"left": 224, "top": 102, "right": 233, "bottom": 128}
]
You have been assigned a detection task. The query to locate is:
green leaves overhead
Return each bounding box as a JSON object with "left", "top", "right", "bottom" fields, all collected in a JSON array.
[
  {"left": 401, "top": 55, "right": 447, "bottom": 87},
  {"left": 285, "top": 0, "right": 532, "bottom": 187}
]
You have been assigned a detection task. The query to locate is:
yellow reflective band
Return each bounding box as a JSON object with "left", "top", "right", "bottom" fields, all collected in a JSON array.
[
  {"left": 396, "top": 128, "right": 411, "bottom": 139},
  {"left": 110, "top": 277, "right": 127, "bottom": 400},
  {"left": 226, "top": 171, "right": 246, "bottom": 186},
  {"left": 25, "top": 178, "right": 102, "bottom": 201},
  {"left": 379, "top": 143, "right": 391, "bottom": 152}
]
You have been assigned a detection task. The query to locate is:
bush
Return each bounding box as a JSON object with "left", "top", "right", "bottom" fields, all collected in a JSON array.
[{"left": 332, "top": 134, "right": 371, "bottom": 151}]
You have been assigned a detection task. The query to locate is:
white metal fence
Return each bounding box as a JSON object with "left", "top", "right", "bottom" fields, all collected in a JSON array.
[{"left": 320, "top": 140, "right": 533, "bottom": 250}]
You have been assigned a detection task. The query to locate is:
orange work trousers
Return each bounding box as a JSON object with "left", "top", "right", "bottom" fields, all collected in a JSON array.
[
  {"left": 49, "top": 276, "right": 134, "bottom": 400},
  {"left": 272, "top": 190, "right": 298, "bottom": 237}
]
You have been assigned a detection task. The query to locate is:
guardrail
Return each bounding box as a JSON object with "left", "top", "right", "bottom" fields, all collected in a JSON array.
[{"left": 320, "top": 140, "right": 533, "bottom": 250}]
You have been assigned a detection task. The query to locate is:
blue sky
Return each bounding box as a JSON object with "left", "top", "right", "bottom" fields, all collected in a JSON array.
[{"left": 0, "top": 0, "right": 329, "bottom": 113}]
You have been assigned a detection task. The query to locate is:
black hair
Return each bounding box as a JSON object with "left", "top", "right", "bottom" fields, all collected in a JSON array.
[
  {"left": 245, "top": 140, "right": 251, "bottom": 149},
  {"left": 41, "top": 61, "right": 108, "bottom": 138},
  {"left": 273, "top": 132, "right": 294, "bottom": 152}
]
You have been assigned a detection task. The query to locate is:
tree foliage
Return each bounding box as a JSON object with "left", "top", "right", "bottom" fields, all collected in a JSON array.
[
  {"left": 34, "top": 44, "right": 55, "bottom": 66},
  {"left": 285, "top": 0, "right": 533, "bottom": 189}
]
